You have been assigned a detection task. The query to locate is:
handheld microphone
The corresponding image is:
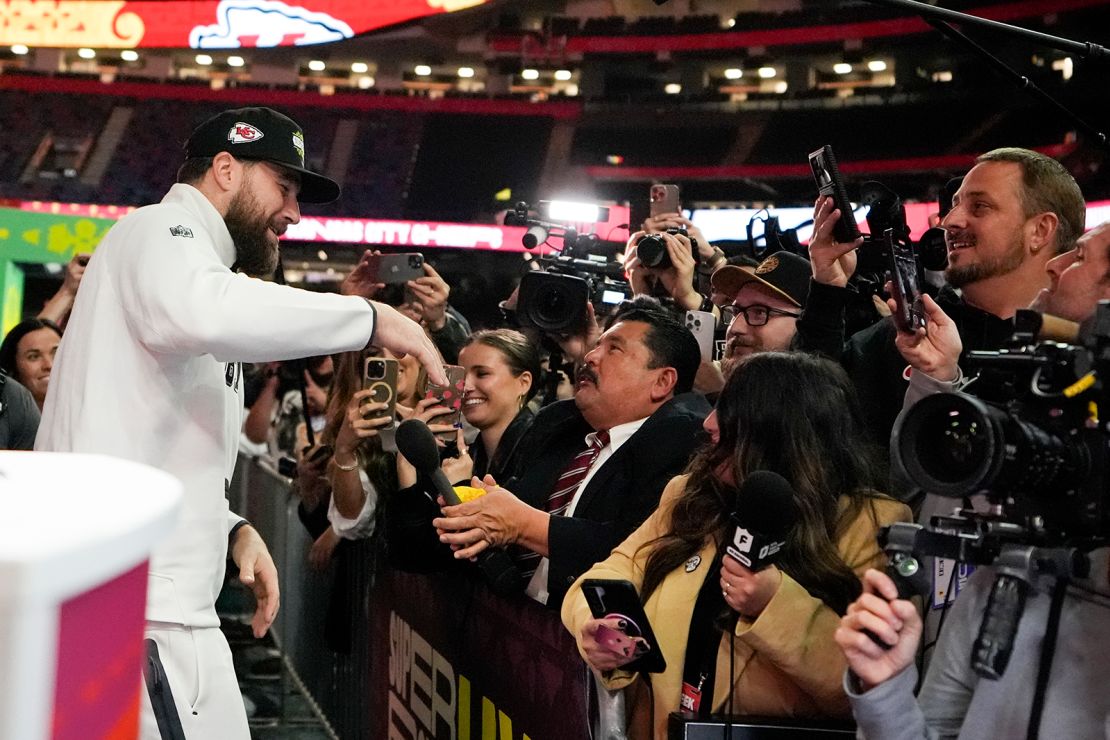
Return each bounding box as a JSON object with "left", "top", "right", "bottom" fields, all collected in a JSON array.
[
  {"left": 724, "top": 471, "right": 796, "bottom": 571},
  {"left": 395, "top": 419, "right": 523, "bottom": 596}
]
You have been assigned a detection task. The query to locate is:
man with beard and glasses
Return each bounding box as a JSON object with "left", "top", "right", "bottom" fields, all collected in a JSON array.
[
  {"left": 432, "top": 301, "right": 710, "bottom": 610},
  {"left": 710, "top": 251, "right": 810, "bottom": 379},
  {"left": 793, "top": 147, "right": 1085, "bottom": 482},
  {"left": 35, "top": 107, "right": 445, "bottom": 740}
]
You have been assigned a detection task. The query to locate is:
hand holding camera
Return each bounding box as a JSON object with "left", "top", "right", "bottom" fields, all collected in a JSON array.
[
  {"left": 835, "top": 568, "right": 922, "bottom": 692},
  {"left": 626, "top": 230, "right": 702, "bottom": 310}
]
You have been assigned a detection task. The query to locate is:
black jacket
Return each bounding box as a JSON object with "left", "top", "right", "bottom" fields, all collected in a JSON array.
[
  {"left": 795, "top": 279, "right": 1015, "bottom": 461},
  {"left": 505, "top": 391, "right": 711, "bottom": 609},
  {"left": 385, "top": 407, "right": 536, "bottom": 573}
]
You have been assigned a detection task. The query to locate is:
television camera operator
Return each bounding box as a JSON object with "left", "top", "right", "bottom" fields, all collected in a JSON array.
[{"left": 834, "top": 221, "right": 1110, "bottom": 739}]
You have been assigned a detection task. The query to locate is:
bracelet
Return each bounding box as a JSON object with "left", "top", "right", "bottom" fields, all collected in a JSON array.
[{"left": 333, "top": 452, "right": 360, "bottom": 472}]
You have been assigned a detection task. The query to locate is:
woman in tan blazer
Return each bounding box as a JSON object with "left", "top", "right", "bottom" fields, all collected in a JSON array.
[{"left": 562, "top": 351, "right": 911, "bottom": 739}]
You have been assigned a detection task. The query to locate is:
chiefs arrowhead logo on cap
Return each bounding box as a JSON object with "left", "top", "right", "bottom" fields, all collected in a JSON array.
[
  {"left": 755, "top": 255, "right": 779, "bottom": 275},
  {"left": 228, "top": 122, "right": 264, "bottom": 144}
]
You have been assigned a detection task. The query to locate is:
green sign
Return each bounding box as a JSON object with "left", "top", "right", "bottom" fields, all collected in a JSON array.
[{"left": 0, "top": 207, "right": 116, "bottom": 333}]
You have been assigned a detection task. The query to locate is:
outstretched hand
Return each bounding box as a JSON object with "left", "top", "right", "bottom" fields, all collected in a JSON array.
[{"left": 371, "top": 302, "right": 447, "bottom": 385}]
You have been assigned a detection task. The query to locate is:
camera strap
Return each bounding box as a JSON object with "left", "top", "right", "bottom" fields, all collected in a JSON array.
[{"left": 680, "top": 548, "right": 730, "bottom": 717}]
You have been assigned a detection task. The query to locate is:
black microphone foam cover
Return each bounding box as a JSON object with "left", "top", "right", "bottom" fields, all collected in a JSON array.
[
  {"left": 734, "top": 470, "right": 796, "bottom": 540},
  {"left": 724, "top": 470, "right": 797, "bottom": 571},
  {"left": 396, "top": 419, "right": 442, "bottom": 473}
]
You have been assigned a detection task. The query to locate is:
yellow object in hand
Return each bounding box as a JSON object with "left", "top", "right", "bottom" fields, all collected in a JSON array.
[{"left": 453, "top": 485, "right": 486, "bottom": 503}]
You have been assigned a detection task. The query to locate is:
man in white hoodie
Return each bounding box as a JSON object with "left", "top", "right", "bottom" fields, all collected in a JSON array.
[{"left": 36, "top": 107, "right": 444, "bottom": 739}]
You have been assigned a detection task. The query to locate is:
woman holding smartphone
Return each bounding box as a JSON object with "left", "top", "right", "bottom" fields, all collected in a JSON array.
[
  {"left": 445, "top": 329, "right": 541, "bottom": 483},
  {"left": 387, "top": 329, "right": 541, "bottom": 572},
  {"left": 562, "top": 352, "right": 910, "bottom": 739}
]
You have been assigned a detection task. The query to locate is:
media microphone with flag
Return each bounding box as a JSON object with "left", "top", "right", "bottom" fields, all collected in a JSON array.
[
  {"left": 724, "top": 470, "right": 796, "bottom": 571},
  {"left": 395, "top": 418, "right": 524, "bottom": 596}
]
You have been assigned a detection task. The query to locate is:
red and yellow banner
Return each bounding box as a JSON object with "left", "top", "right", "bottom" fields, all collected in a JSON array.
[{"left": 0, "top": 0, "right": 487, "bottom": 49}]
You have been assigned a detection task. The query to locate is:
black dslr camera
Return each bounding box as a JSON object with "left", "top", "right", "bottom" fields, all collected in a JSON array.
[
  {"left": 505, "top": 202, "right": 631, "bottom": 333},
  {"left": 634, "top": 228, "right": 697, "bottom": 270}
]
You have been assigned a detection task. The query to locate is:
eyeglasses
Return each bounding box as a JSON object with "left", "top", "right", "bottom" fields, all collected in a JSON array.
[{"left": 722, "top": 303, "right": 801, "bottom": 327}]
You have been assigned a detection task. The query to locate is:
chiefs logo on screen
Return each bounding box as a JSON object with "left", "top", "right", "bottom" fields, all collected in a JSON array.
[{"left": 228, "top": 123, "right": 264, "bottom": 144}]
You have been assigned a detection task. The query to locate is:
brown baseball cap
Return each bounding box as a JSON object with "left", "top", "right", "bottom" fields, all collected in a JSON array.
[{"left": 711, "top": 252, "right": 811, "bottom": 308}]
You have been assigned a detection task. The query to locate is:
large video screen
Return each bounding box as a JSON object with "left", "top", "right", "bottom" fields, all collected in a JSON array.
[{"left": 0, "top": 0, "right": 487, "bottom": 49}]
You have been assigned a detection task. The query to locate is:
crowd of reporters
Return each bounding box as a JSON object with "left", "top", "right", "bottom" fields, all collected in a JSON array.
[{"left": 4, "top": 145, "right": 1109, "bottom": 739}]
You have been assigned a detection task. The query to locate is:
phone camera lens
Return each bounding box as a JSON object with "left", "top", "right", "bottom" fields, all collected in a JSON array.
[{"left": 367, "top": 360, "right": 385, "bottom": 379}]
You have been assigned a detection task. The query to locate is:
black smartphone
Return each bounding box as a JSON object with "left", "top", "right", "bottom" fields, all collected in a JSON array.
[
  {"left": 581, "top": 578, "right": 667, "bottom": 673},
  {"left": 366, "top": 253, "right": 425, "bottom": 284},
  {"left": 884, "top": 229, "right": 926, "bottom": 332},
  {"left": 808, "top": 145, "right": 860, "bottom": 243}
]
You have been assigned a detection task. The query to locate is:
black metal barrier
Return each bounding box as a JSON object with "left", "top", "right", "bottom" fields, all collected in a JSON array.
[{"left": 229, "top": 454, "right": 594, "bottom": 740}]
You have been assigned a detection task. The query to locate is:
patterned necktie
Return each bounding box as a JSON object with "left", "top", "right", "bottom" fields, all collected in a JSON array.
[
  {"left": 517, "top": 430, "right": 611, "bottom": 579},
  {"left": 546, "top": 430, "right": 610, "bottom": 515}
]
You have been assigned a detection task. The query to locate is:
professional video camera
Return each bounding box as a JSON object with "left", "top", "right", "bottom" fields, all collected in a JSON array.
[
  {"left": 885, "top": 306, "right": 1110, "bottom": 680},
  {"left": 504, "top": 201, "right": 631, "bottom": 333}
]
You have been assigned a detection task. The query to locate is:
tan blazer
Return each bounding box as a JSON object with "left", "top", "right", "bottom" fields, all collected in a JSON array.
[{"left": 562, "top": 474, "right": 912, "bottom": 739}]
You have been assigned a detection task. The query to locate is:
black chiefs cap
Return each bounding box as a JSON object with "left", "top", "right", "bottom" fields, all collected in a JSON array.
[{"left": 185, "top": 107, "right": 340, "bottom": 204}]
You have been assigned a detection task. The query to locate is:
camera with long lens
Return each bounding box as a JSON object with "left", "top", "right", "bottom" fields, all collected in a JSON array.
[
  {"left": 505, "top": 201, "right": 631, "bottom": 333},
  {"left": 893, "top": 310, "right": 1108, "bottom": 540},
  {"left": 885, "top": 307, "right": 1110, "bottom": 681},
  {"left": 635, "top": 228, "right": 696, "bottom": 270}
]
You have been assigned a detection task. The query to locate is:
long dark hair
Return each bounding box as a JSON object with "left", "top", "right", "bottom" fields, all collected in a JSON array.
[
  {"left": 639, "top": 352, "right": 884, "bottom": 615},
  {"left": 322, "top": 347, "right": 397, "bottom": 498},
  {"left": 0, "top": 318, "right": 62, "bottom": 381}
]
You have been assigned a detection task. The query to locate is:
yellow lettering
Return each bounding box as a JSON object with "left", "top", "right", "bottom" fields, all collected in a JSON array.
[
  {"left": 458, "top": 675, "right": 470, "bottom": 740},
  {"left": 481, "top": 697, "right": 496, "bottom": 740}
]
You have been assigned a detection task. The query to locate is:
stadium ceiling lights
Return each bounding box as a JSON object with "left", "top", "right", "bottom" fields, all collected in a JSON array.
[
  {"left": 358, "top": 76, "right": 375, "bottom": 89},
  {"left": 833, "top": 62, "right": 852, "bottom": 75},
  {"left": 195, "top": 53, "right": 213, "bottom": 65},
  {"left": 521, "top": 68, "right": 539, "bottom": 80},
  {"left": 867, "top": 60, "right": 888, "bottom": 72},
  {"left": 457, "top": 66, "right": 475, "bottom": 78},
  {"left": 414, "top": 64, "right": 432, "bottom": 76},
  {"left": 351, "top": 62, "right": 369, "bottom": 74},
  {"left": 11, "top": 44, "right": 30, "bottom": 55},
  {"left": 227, "top": 55, "right": 245, "bottom": 67},
  {"left": 77, "top": 47, "right": 96, "bottom": 59},
  {"left": 664, "top": 83, "right": 682, "bottom": 94},
  {"left": 724, "top": 68, "right": 743, "bottom": 80},
  {"left": 757, "top": 66, "right": 776, "bottom": 79},
  {"left": 554, "top": 69, "right": 572, "bottom": 81},
  {"left": 120, "top": 50, "right": 139, "bottom": 62},
  {"left": 308, "top": 60, "right": 326, "bottom": 72}
]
